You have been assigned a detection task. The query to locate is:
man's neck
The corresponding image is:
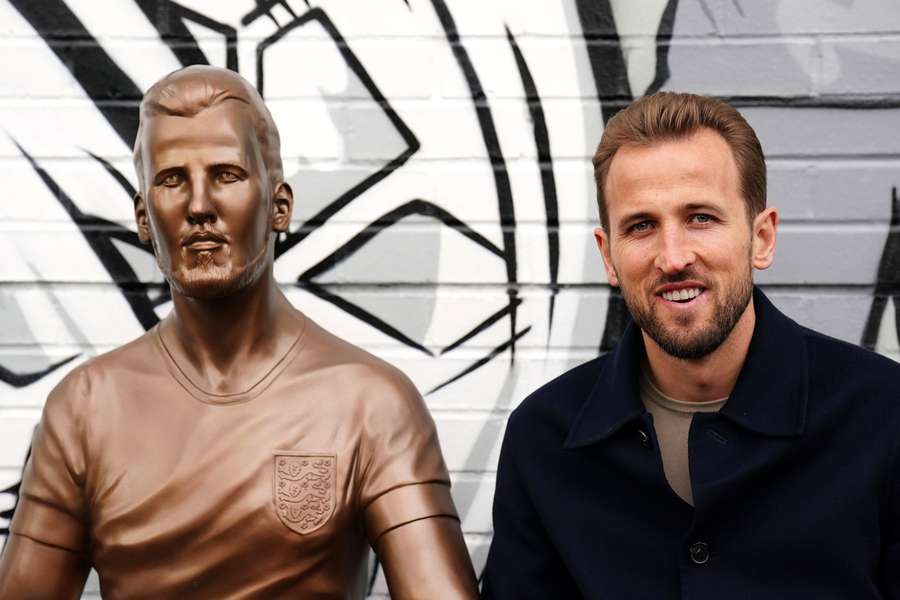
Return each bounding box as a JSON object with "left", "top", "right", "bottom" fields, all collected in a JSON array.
[
  {"left": 163, "top": 270, "right": 303, "bottom": 394},
  {"left": 642, "top": 299, "right": 757, "bottom": 403}
]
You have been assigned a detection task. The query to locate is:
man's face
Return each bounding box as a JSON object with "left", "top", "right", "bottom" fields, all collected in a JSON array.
[
  {"left": 595, "top": 128, "right": 774, "bottom": 359},
  {"left": 136, "top": 101, "right": 285, "bottom": 299}
]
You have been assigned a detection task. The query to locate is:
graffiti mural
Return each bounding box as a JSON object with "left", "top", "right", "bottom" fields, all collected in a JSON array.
[{"left": 1, "top": 0, "right": 899, "bottom": 596}]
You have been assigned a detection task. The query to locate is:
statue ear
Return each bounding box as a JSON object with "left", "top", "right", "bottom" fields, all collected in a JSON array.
[
  {"left": 135, "top": 193, "right": 152, "bottom": 244},
  {"left": 272, "top": 182, "right": 293, "bottom": 233}
]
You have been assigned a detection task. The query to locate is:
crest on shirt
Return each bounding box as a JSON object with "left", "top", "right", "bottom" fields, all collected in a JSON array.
[{"left": 273, "top": 452, "right": 336, "bottom": 535}]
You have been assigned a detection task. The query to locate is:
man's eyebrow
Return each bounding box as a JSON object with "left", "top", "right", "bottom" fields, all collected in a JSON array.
[
  {"left": 683, "top": 202, "right": 723, "bottom": 213},
  {"left": 616, "top": 211, "right": 654, "bottom": 229}
]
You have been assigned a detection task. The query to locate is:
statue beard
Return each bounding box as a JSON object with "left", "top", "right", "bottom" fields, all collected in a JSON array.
[{"left": 163, "top": 233, "right": 273, "bottom": 300}]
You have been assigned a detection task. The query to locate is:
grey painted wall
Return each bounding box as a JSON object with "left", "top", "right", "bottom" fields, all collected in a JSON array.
[{"left": 1, "top": 0, "right": 899, "bottom": 596}]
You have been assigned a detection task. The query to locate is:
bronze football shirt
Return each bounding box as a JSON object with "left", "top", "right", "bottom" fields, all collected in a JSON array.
[{"left": 7, "top": 314, "right": 457, "bottom": 598}]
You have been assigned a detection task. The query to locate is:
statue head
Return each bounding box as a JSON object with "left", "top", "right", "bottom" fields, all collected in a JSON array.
[{"left": 133, "top": 65, "right": 293, "bottom": 299}]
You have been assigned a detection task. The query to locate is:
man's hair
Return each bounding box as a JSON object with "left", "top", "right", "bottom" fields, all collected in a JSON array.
[
  {"left": 133, "top": 65, "right": 283, "bottom": 193},
  {"left": 592, "top": 92, "right": 766, "bottom": 229}
]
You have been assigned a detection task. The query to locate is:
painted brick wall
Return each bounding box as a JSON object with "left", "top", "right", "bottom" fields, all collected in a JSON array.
[{"left": 1, "top": 1, "right": 898, "bottom": 597}]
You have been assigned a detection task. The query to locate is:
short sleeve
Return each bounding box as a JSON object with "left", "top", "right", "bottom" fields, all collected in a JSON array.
[
  {"left": 359, "top": 369, "right": 457, "bottom": 542},
  {"left": 10, "top": 368, "right": 90, "bottom": 553}
]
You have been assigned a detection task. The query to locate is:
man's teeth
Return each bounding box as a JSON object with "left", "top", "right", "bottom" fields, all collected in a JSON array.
[{"left": 661, "top": 287, "right": 702, "bottom": 302}]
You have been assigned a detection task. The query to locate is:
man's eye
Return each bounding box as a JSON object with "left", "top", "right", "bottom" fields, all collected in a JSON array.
[
  {"left": 692, "top": 213, "right": 714, "bottom": 224},
  {"left": 630, "top": 221, "right": 652, "bottom": 233},
  {"left": 218, "top": 171, "right": 241, "bottom": 183}
]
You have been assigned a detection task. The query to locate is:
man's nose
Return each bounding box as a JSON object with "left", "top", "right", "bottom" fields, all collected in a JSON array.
[
  {"left": 653, "top": 226, "right": 695, "bottom": 274},
  {"left": 187, "top": 177, "right": 216, "bottom": 225}
]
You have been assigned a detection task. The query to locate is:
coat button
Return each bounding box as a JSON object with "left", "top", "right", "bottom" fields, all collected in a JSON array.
[
  {"left": 637, "top": 428, "right": 650, "bottom": 448},
  {"left": 689, "top": 541, "right": 710, "bottom": 565}
]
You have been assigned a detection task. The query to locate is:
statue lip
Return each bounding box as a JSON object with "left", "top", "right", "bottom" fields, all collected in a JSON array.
[{"left": 182, "top": 230, "right": 227, "bottom": 248}]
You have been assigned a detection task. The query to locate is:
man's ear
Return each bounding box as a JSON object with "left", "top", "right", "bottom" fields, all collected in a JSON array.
[
  {"left": 135, "top": 193, "right": 152, "bottom": 244},
  {"left": 751, "top": 206, "right": 778, "bottom": 270},
  {"left": 271, "top": 182, "right": 293, "bottom": 233},
  {"left": 594, "top": 226, "right": 620, "bottom": 287}
]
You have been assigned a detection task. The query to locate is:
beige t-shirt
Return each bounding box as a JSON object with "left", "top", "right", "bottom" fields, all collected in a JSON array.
[
  {"left": 639, "top": 370, "right": 727, "bottom": 506},
  {"left": 9, "top": 315, "right": 456, "bottom": 599}
]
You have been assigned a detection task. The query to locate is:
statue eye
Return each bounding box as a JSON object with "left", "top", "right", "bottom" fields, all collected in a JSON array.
[
  {"left": 218, "top": 171, "right": 240, "bottom": 183},
  {"left": 160, "top": 172, "right": 183, "bottom": 187}
]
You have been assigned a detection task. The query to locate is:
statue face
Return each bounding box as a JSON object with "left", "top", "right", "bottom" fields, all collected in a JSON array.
[{"left": 136, "top": 100, "right": 287, "bottom": 299}]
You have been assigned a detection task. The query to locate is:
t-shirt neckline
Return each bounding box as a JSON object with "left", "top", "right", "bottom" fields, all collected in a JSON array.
[
  {"left": 154, "top": 314, "right": 308, "bottom": 405},
  {"left": 640, "top": 369, "right": 728, "bottom": 415}
]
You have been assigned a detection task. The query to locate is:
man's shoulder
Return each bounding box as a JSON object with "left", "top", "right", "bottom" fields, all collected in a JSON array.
[
  {"left": 505, "top": 355, "right": 608, "bottom": 444},
  {"left": 802, "top": 325, "right": 900, "bottom": 393}
]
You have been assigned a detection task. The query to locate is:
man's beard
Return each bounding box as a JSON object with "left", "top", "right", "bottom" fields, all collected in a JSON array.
[{"left": 620, "top": 264, "right": 753, "bottom": 360}]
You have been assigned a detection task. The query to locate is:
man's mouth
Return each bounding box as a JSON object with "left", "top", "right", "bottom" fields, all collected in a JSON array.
[{"left": 660, "top": 287, "right": 703, "bottom": 303}]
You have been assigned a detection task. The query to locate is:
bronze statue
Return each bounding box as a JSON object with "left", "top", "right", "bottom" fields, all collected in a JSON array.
[{"left": 0, "top": 65, "right": 478, "bottom": 599}]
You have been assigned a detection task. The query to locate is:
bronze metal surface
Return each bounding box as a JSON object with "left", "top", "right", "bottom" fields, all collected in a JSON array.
[{"left": 0, "top": 66, "right": 477, "bottom": 599}]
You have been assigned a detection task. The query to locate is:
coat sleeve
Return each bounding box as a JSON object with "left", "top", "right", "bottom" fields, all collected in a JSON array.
[
  {"left": 881, "top": 419, "right": 900, "bottom": 599},
  {"left": 480, "top": 410, "right": 582, "bottom": 599}
]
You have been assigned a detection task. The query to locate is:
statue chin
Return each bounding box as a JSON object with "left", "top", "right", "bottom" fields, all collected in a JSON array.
[{"left": 165, "top": 261, "right": 264, "bottom": 300}]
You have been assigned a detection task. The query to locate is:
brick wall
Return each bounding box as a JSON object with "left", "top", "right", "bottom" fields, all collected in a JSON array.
[{"left": 1, "top": 1, "right": 898, "bottom": 596}]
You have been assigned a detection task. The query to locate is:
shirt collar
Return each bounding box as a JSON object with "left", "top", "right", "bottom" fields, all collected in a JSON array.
[{"left": 564, "top": 287, "right": 808, "bottom": 449}]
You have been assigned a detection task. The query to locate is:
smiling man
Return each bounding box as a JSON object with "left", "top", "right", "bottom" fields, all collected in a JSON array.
[
  {"left": 0, "top": 66, "right": 477, "bottom": 599},
  {"left": 481, "top": 92, "right": 900, "bottom": 598}
]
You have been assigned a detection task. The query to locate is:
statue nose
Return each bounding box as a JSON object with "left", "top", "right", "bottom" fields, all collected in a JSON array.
[{"left": 187, "top": 181, "right": 217, "bottom": 225}]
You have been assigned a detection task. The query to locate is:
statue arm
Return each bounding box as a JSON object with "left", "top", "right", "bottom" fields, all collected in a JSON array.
[
  {"left": 0, "top": 533, "right": 89, "bottom": 599},
  {"left": 0, "top": 368, "right": 92, "bottom": 595},
  {"left": 375, "top": 516, "right": 478, "bottom": 600},
  {"left": 359, "top": 367, "right": 478, "bottom": 597}
]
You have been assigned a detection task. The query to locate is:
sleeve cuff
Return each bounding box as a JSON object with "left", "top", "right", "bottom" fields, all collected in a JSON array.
[{"left": 364, "top": 482, "right": 459, "bottom": 542}]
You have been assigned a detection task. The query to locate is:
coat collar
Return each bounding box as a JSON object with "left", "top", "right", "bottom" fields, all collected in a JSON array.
[{"left": 565, "top": 287, "right": 808, "bottom": 449}]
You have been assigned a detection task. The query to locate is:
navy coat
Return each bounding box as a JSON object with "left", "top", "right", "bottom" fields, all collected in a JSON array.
[{"left": 482, "top": 288, "right": 900, "bottom": 599}]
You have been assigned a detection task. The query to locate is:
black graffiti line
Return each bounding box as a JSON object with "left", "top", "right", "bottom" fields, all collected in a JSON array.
[
  {"left": 302, "top": 283, "right": 433, "bottom": 356},
  {"left": 170, "top": 2, "right": 239, "bottom": 71},
  {"left": 440, "top": 297, "right": 522, "bottom": 356},
  {"left": 84, "top": 150, "right": 172, "bottom": 309},
  {"left": 861, "top": 187, "right": 900, "bottom": 350},
  {"left": 599, "top": 287, "right": 630, "bottom": 353},
  {"left": 575, "top": 0, "right": 635, "bottom": 351},
  {"left": 135, "top": 1, "right": 239, "bottom": 71},
  {"left": 0, "top": 434, "right": 32, "bottom": 537},
  {"left": 367, "top": 558, "right": 380, "bottom": 595},
  {"left": 426, "top": 327, "right": 532, "bottom": 396},
  {"left": 14, "top": 139, "right": 161, "bottom": 331},
  {"left": 85, "top": 150, "right": 138, "bottom": 199},
  {"left": 575, "top": 0, "right": 632, "bottom": 122},
  {"left": 505, "top": 26, "right": 560, "bottom": 338},
  {"left": 0, "top": 355, "right": 79, "bottom": 390},
  {"left": 274, "top": 143, "right": 417, "bottom": 259},
  {"left": 241, "top": 0, "right": 299, "bottom": 27},
  {"left": 136, "top": 1, "right": 207, "bottom": 68},
  {"left": 11, "top": 0, "right": 142, "bottom": 146},
  {"left": 255, "top": 8, "right": 421, "bottom": 259},
  {"left": 646, "top": 0, "right": 680, "bottom": 95},
  {"left": 431, "top": 0, "right": 519, "bottom": 358},
  {"left": 298, "top": 199, "right": 504, "bottom": 282}
]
